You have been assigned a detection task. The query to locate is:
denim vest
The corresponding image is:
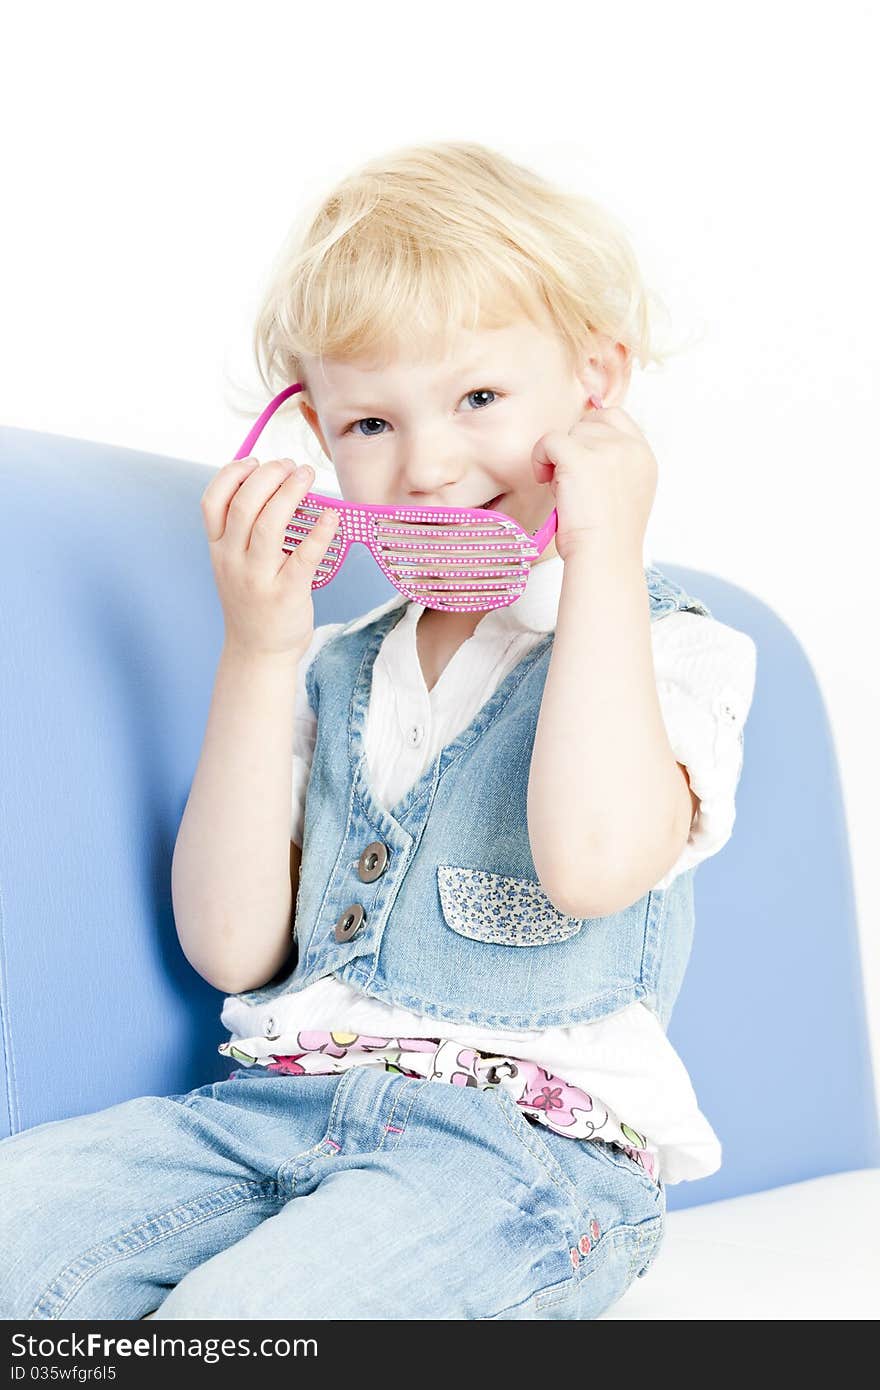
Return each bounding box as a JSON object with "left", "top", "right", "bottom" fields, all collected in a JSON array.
[{"left": 226, "top": 565, "right": 712, "bottom": 1032}]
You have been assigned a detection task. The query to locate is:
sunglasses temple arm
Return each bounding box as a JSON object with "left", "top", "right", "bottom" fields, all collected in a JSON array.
[
  {"left": 233, "top": 383, "right": 305, "bottom": 461},
  {"left": 532, "top": 508, "right": 559, "bottom": 556}
]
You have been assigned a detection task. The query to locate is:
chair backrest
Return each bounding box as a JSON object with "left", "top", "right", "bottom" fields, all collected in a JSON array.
[{"left": 1, "top": 426, "right": 877, "bottom": 1211}]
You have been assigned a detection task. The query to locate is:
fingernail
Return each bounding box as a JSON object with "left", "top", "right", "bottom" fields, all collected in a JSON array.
[{"left": 588, "top": 394, "right": 604, "bottom": 410}]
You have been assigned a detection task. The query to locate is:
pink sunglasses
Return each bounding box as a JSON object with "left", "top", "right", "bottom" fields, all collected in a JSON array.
[{"left": 233, "top": 383, "right": 603, "bottom": 614}]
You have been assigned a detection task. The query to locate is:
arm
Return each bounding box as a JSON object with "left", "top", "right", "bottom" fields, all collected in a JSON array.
[
  {"left": 171, "top": 641, "right": 302, "bottom": 994},
  {"left": 527, "top": 535, "right": 695, "bottom": 918}
]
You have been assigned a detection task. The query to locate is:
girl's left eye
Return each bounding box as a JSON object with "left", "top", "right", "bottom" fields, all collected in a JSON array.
[
  {"left": 462, "top": 388, "right": 499, "bottom": 411},
  {"left": 345, "top": 388, "right": 502, "bottom": 437}
]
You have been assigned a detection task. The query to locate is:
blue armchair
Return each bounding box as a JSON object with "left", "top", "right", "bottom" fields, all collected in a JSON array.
[{"left": 1, "top": 425, "right": 877, "bottom": 1318}]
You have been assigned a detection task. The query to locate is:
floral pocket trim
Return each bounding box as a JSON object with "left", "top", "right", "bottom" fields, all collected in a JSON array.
[{"left": 436, "top": 866, "right": 584, "bottom": 946}]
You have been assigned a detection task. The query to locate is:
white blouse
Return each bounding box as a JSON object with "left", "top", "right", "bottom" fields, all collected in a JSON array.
[{"left": 220, "top": 555, "right": 758, "bottom": 1184}]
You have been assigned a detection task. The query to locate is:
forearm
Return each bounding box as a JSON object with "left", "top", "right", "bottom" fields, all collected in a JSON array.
[
  {"left": 171, "top": 641, "right": 302, "bottom": 993},
  {"left": 527, "top": 535, "right": 684, "bottom": 916}
]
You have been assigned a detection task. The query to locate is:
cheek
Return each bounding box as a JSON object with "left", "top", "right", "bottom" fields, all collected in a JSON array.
[
  {"left": 330, "top": 456, "right": 388, "bottom": 502},
  {"left": 492, "top": 421, "right": 544, "bottom": 484},
  {"left": 487, "top": 410, "right": 540, "bottom": 462}
]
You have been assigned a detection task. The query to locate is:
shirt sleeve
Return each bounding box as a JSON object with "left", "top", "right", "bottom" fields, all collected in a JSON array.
[
  {"left": 290, "top": 622, "right": 346, "bottom": 846},
  {"left": 650, "top": 609, "right": 758, "bottom": 889}
]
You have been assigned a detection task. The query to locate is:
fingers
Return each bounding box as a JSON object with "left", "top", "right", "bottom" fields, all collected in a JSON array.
[
  {"left": 200, "top": 457, "right": 260, "bottom": 543},
  {"left": 250, "top": 463, "right": 340, "bottom": 576},
  {"left": 231, "top": 458, "right": 303, "bottom": 555},
  {"left": 201, "top": 456, "right": 341, "bottom": 584},
  {"left": 202, "top": 458, "right": 310, "bottom": 554},
  {"left": 585, "top": 403, "right": 645, "bottom": 440}
]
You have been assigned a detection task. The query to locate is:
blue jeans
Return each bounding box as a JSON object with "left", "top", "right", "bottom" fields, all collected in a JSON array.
[{"left": 0, "top": 1065, "right": 665, "bottom": 1320}]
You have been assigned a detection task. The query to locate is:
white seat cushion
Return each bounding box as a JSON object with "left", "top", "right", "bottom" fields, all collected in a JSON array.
[{"left": 600, "top": 1168, "right": 880, "bottom": 1319}]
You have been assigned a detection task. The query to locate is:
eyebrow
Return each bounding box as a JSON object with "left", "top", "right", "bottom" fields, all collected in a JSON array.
[{"left": 327, "top": 362, "right": 504, "bottom": 415}]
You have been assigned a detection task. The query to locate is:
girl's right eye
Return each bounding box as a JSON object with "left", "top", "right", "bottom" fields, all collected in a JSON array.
[{"left": 348, "top": 417, "right": 387, "bottom": 438}]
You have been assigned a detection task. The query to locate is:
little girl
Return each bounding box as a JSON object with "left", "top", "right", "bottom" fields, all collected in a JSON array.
[{"left": 0, "top": 141, "right": 756, "bottom": 1322}]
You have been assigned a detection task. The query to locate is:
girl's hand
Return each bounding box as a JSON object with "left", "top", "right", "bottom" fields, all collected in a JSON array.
[
  {"left": 530, "top": 397, "right": 657, "bottom": 561},
  {"left": 200, "top": 457, "right": 339, "bottom": 659}
]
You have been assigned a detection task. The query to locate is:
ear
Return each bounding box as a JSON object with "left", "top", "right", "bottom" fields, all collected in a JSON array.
[
  {"left": 298, "top": 400, "right": 332, "bottom": 461},
  {"left": 577, "top": 335, "right": 633, "bottom": 410}
]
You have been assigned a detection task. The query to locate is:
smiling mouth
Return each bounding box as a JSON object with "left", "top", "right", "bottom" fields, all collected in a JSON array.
[{"left": 478, "top": 493, "right": 506, "bottom": 511}]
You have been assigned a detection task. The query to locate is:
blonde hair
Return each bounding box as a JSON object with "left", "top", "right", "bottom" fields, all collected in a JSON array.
[{"left": 237, "top": 141, "right": 694, "bottom": 435}]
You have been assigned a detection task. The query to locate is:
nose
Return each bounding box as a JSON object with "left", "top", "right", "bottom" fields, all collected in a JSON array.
[{"left": 399, "top": 443, "right": 468, "bottom": 504}]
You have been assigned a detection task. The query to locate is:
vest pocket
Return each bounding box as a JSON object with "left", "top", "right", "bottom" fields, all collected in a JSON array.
[{"left": 437, "top": 866, "right": 584, "bottom": 946}]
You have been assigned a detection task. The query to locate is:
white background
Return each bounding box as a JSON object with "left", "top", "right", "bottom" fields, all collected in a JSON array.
[{"left": 3, "top": 1, "right": 879, "bottom": 1116}]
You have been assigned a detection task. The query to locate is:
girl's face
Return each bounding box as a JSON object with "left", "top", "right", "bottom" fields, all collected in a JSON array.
[{"left": 297, "top": 316, "right": 629, "bottom": 567}]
